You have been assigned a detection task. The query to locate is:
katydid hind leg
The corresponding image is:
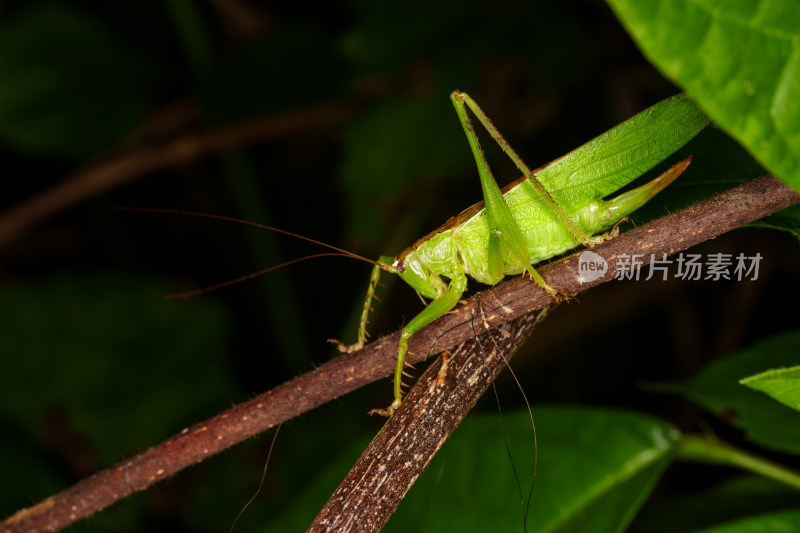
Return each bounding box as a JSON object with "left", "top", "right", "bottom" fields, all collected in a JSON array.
[
  {"left": 452, "top": 91, "right": 596, "bottom": 248},
  {"left": 450, "top": 91, "right": 560, "bottom": 299}
]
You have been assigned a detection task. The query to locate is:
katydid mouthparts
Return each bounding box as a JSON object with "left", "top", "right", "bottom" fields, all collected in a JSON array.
[{"left": 123, "top": 91, "right": 708, "bottom": 417}]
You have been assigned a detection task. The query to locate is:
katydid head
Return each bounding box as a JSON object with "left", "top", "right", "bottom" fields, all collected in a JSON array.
[{"left": 392, "top": 248, "right": 443, "bottom": 300}]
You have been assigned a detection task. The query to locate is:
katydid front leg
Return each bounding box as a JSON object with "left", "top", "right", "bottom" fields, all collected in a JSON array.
[{"left": 329, "top": 257, "right": 394, "bottom": 353}]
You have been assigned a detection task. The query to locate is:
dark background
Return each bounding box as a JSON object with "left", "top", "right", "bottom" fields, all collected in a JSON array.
[{"left": 1, "top": 1, "right": 798, "bottom": 531}]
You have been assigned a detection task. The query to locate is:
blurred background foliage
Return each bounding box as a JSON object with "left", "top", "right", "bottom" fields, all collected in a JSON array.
[{"left": 0, "top": 0, "right": 798, "bottom": 531}]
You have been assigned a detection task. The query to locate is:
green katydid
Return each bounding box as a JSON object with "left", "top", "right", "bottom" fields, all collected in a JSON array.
[
  {"left": 330, "top": 91, "right": 708, "bottom": 416},
  {"left": 132, "top": 91, "right": 707, "bottom": 417}
]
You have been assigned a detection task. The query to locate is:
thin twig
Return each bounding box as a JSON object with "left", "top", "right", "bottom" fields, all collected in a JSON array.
[
  {"left": 2, "top": 174, "right": 797, "bottom": 533},
  {"left": 0, "top": 99, "right": 359, "bottom": 248}
]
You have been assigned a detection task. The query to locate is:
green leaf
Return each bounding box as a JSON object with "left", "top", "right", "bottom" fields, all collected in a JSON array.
[
  {"left": 633, "top": 475, "right": 800, "bottom": 533},
  {"left": 256, "top": 407, "right": 677, "bottom": 532},
  {"left": 387, "top": 407, "right": 679, "bottom": 533},
  {"left": 606, "top": 0, "right": 800, "bottom": 192},
  {"left": 185, "top": 400, "right": 373, "bottom": 533},
  {"left": 741, "top": 366, "right": 800, "bottom": 412},
  {"left": 200, "top": 24, "right": 341, "bottom": 124},
  {"left": 340, "top": 93, "right": 472, "bottom": 245},
  {"left": 0, "top": 274, "right": 236, "bottom": 466},
  {"left": 694, "top": 509, "right": 800, "bottom": 533},
  {"left": 341, "top": 95, "right": 468, "bottom": 197},
  {"left": 0, "top": 4, "right": 154, "bottom": 157},
  {"left": 648, "top": 124, "right": 800, "bottom": 240},
  {"left": 648, "top": 329, "right": 800, "bottom": 455},
  {"left": 254, "top": 428, "right": 373, "bottom": 532},
  {"left": 0, "top": 430, "right": 65, "bottom": 515},
  {"left": 343, "top": 0, "right": 479, "bottom": 72},
  {"left": 754, "top": 204, "right": 800, "bottom": 241}
]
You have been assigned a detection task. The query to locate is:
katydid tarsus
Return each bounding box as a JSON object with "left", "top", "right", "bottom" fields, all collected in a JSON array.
[{"left": 329, "top": 90, "right": 708, "bottom": 416}]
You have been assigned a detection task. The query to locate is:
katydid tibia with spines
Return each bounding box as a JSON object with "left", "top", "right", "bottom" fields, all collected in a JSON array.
[{"left": 331, "top": 91, "right": 708, "bottom": 416}]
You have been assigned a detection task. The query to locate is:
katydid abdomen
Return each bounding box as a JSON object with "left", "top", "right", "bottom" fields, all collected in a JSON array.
[{"left": 404, "top": 156, "right": 689, "bottom": 287}]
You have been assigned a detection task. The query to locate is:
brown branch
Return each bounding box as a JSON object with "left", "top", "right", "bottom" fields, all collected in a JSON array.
[
  {"left": 0, "top": 99, "right": 360, "bottom": 248},
  {"left": 2, "top": 174, "right": 797, "bottom": 532},
  {"left": 309, "top": 307, "right": 551, "bottom": 532}
]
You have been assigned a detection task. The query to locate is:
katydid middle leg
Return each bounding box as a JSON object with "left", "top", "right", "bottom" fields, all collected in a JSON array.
[{"left": 368, "top": 272, "right": 469, "bottom": 417}]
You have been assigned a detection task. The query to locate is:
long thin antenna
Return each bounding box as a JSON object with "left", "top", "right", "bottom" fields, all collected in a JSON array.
[
  {"left": 117, "top": 207, "right": 385, "bottom": 298},
  {"left": 116, "top": 207, "right": 380, "bottom": 265},
  {"left": 473, "top": 295, "right": 538, "bottom": 533},
  {"left": 229, "top": 423, "right": 282, "bottom": 533},
  {"left": 165, "top": 253, "right": 356, "bottom": 299}
]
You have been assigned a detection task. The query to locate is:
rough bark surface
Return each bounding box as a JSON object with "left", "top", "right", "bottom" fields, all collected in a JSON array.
[{"left": 309, "top": 308, "right": 549, "bottom": 532}]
